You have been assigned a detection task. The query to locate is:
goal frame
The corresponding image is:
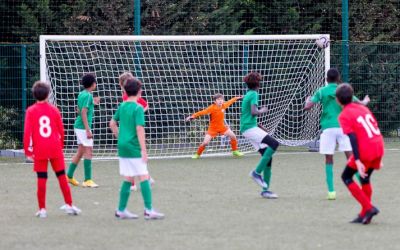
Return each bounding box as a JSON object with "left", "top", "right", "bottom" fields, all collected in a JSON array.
[
  {"left": 40, "top": 35, "right": 330, "bottom": 83},
  {"left": 39, "top": 34, "right": 330, "bottom": 159}
]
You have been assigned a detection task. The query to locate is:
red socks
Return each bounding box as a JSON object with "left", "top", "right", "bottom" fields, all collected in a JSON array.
[
  {"left": 57, "top": 174, "right": 72, "bottom": 206},
  {"left": 197, "top": 145, "right": 206, "bottom": 155},
  {"left": 347, "top": 182, "right": 372, "bottom": 214},
  {"left": 360, "top": 183, "right": 373, "bottom": 216},
  {"left": 230, "top": 139, "right": 238, "bottom": 151},
  {"left": 37, "top": 178, "right": 47, "bottom": 209}
]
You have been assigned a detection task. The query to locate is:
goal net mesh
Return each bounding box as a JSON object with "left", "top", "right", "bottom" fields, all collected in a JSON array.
[{"left": 43, "top": 36, "right": 326, "bottom": 159}]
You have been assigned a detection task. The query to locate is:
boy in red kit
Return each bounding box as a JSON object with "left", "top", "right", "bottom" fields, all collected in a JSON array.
[
  {"left": 24, "top": 81, "right": 81, "bottom": 218},
  {"left": 118, "top": 72, "right": 154, "bottom": 191},
  {"left": 336, "top": 84, "right": 384, "bottom": 224}
]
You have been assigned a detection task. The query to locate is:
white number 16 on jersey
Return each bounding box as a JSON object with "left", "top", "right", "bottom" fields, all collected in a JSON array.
[{"left": 357, "top": 114, "right": 380, "bottom": 138}]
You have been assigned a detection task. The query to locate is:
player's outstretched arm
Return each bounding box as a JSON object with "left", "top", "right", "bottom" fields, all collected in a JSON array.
[
  {"left": 109, "top": 119, "right": 119, "bottom": 138},
  {"left": 304, "top": 96, "right": 315, "bottom": 110},
  {"left": 224, "top": 96, "right": 243, "bottom": 108},
  {"left": 251, "top": 105, "right": 267, "bottom": 116},
  {"left": 185, "top": 115, "right": 195, "bottom": 122},
  {"left": 361, "top": 95, "right": 370, "bottom": 106}
]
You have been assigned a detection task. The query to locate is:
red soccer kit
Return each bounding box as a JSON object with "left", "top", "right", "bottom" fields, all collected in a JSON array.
[
  {"left": 23, "top": 102, "right": 65, "bottom": 172},
  {"left": 122, "top": 92, "right": 148, "bottom": 109},
  {"left": 339, "top": 103, "right": 384, "bottom": 170}
]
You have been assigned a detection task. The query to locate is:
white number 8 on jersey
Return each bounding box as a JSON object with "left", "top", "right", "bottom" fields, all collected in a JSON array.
[{"left": 39, "top": 116, "right": 52, "bottom": 138}]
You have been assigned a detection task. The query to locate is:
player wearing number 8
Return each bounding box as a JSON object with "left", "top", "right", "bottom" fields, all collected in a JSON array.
[
  {"left": 337, "top": 83, "right": 384, "bottom": 224},
  {"left": 23, "top": 81, "right": 81, "bottom": 218}
]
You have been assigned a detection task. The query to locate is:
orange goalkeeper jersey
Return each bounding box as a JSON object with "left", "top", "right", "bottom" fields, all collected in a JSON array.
[{"left": 192, "top": 97, "right": 239, "bottom": 131}]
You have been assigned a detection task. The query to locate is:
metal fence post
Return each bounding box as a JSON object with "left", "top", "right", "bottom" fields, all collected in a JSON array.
[
  {"left": 21, "top": 44, "right": 27, "bottom": 123},
  {"left": 342, "top": 0, "right": 350, "bottom": 82}
]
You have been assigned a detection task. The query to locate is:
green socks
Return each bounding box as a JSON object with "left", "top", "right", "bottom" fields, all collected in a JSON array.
[
  {"left": 67, "top": 163, "right": 78, "bottom": 178},
  {"left": 325, "top": 164, "right": 334, "bottom": 192},
  {"left": 255, "top": 148, "right": 275, "bottom": 174},
  {"left": 67, "top": 160, "right": 92, "bottom": 181},
  {"left": 118, "top": 181, "right": 132, "bottom": 211},
  {"left": 262, "top": 166, "right": 272, "bottom": 191},
  {"left": 84, "top": 159, "right": 92, "bottom": 181},
  {"left": 140, "top": 180, "right": 152, "bottom": 210}
]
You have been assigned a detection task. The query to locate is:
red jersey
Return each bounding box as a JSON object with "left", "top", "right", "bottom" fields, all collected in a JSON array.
[
  {"left": 339, "top": 103, "right": 384, "bottom": 162},
  {"left": 23, "top": 102, "right": 64, "bottom": 160},
  {"left": 122, "top": 92, "right": 148, "bottom": 109}
]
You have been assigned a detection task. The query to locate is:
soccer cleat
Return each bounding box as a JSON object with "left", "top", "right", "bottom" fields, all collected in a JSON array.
[
  {"left": 115, "top": 209, "right": 139, "bottom": 219},
  {"left": 350, "top": 215, "right": 364, "bottom": 223},
  {"left": 144, "top": 209, "right": 165, "bottom": 220},
  {"left": 35, "top": 209, "right": 47, "bottom": 218},
  {"left": 130, "top": 185, "right": 138, "bottom": 191},
  {"left": 362, "top": 206, "right": 379, "bottom": 225},
  {"left": 232, "top": 150, "right": 244, "bottom": 157},
  {"left": 191, "top": 153, "right": 200, "bottom": 159},
  {"left": 249, "top": 170, "right": 268, "bottom": 188},
  {"left": 327, "top": 191, "right": 336, "bottom": 200},
  {"left": 260, "top": 190, "right": 278, "bottom": 199},
  {"left": 82, "top": 180, "right": 99, "bottom": 188},
  {"left": 60, "top": 204, "right": 81, "bottom": 215},
  {"left": 68, "top": 177, "right": 80, "bottom": 186}
]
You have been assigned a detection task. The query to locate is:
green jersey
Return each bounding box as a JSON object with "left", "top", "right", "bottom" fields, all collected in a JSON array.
[
  {"left": 240, "top": 90, "right": 259, "bottom": 133},
  {"left": 113, "top": 102, "right": 145, "bottom": 158},
  {"left": 74, "top": 90, "right": 94, "bottom": 129}
]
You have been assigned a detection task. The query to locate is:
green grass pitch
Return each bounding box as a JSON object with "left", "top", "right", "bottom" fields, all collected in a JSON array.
[{"left": 1, "top": 149, "right": 400, "bottom": 250}]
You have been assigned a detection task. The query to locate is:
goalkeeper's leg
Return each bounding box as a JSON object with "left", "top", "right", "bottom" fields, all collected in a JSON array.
[
  {"left": 193, "top": 134, "right": 213, "bottom": 159},
  {"left": 223, "top": 129, "right": 243, "bottom": 157}
]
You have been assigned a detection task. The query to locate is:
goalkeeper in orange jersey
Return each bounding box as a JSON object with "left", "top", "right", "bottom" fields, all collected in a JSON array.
[{"left": 186, "top": 93, "right": 244, "bottom": 159}]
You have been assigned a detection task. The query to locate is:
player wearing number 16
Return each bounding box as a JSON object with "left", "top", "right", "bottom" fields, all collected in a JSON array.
[
  {"left": 23, "top": 81, "right": 81, "bottom": 218},
  {"left": 337, "top": 83, "right": 384, "bottom": 224}
]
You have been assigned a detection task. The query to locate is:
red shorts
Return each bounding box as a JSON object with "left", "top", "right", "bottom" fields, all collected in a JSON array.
[
  {"left": 34, "top": 157, "right": 66, "bottom": 173},
  {"left": 347, "top": 155, "right": 383, "bottom": 170},
  {"left": 207, "top": 127, "right": 229, "bottom": 138}
]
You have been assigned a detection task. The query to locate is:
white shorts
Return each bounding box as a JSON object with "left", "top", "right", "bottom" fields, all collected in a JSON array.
[
  {"left": 119, "top": 158, "right": 148, "bottom": 177},
  {"left": 319, "top": 128, "right": 352, "bottom": 155},
  {"left": 242, "top": 127, "right": 268, "bottom": 151},
  {"left": 74, "top": 129, "right": 94, "bottom": 147}
]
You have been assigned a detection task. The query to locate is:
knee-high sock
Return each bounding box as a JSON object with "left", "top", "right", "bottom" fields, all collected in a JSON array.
[
  {"left": 347, "top": 182, "right": 372, "bottom": 213},
  {"left": 140, "top": 180, "right": 152, "bottom": 210},
  {"left": 325, "top": 164, "right": 334, "bottom": 192},
  {"left": 255, "top": 148, "right": 275, "bottom": 174},
  {"left": 67, "top": 163, "right": 78, "bottom": 178},
  {"left": 360, "top": 183, "right": 373, "bottom": 216},
  {"left": 262, "top": 166, "right": 272, "bottom": 191},
  {"left": 83, "top": 159, "right": 92, "bottom": 181},
  {"left": 37, "top": 177, "right": 47, "bottom": 209},
  {"left": 230, "top": 139, "right": 238, "bottom": 151},
  {"left": 197, "top": 145, "right": 206, "bottom": 155},
  {"left": 56, "top": 172, "right": 72, "bottom": 206},
  {"left": 118, "top": 181, "right": 132, "bottom": 211}
]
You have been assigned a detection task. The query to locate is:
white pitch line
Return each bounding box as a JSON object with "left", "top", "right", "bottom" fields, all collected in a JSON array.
[{"left": 1, "top": 148, "right": 398, "bottom": 166}]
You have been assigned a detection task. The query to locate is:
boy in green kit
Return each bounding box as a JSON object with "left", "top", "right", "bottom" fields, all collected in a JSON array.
[
  {"left": 109, "top": 78, "right": 164, "bottom": 220},
  {"left": 67, "top": 73, "right": 100, "bottom": 188},
  {"left": 304, "top": 68, "right": 369, "bottom": 200}
]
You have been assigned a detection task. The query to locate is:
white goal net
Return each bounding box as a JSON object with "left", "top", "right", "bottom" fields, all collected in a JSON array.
[{"left": 40, "top": 35, "right": 328, "bottom": 159}]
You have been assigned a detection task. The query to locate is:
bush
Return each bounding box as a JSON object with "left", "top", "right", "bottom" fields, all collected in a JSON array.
[{"left": 0, "top": 106, "right": 21, "bottom": 149}]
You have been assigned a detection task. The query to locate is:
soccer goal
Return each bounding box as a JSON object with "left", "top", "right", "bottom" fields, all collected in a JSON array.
[{"left": 40, "top": 35, "right": 329, "bottom": 159}]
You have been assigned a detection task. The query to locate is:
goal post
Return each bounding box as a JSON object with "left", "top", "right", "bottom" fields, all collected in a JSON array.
[{"left": 40, "top": 35, "right": 329, "bottom": 159}]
